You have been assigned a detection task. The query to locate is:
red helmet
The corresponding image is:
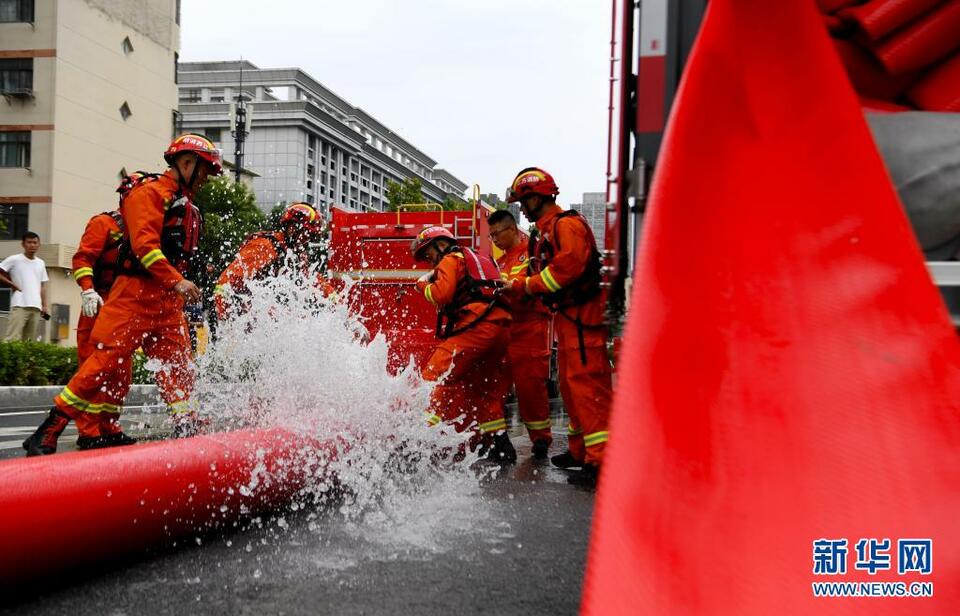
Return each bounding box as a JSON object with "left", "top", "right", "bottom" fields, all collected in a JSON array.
[
  {"left": 411, "top": 226, "right": 455, "bottom": 261},
  {"left": 164, "top": 134, "right": 223, "bottom": 176},
  {"left": 506, "top": 167, "right": 559, "bottom": 203}
]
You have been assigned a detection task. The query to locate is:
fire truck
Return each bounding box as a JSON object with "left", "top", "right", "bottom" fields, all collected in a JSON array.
[
  {"left": 326, "top": 198, "right": 499, "bottom": 373},
  {"left": 603, "top": 0, "right": 960, "bottom": 325}
]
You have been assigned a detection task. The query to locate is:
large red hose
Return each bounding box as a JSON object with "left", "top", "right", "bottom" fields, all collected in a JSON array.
[
  {"left": 870, "top": 0, "right": 960, "bottom": 74},
  {"left": 839, "top": 0, "right": 943, "bottom": 41},
  {"left": 0, "top": 428, "right": 330, "bottom": 586}
]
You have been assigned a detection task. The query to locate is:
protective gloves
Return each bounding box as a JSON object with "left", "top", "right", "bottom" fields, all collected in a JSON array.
[{"left": 80, "top": 289, "right": 104, "bottom": 317}]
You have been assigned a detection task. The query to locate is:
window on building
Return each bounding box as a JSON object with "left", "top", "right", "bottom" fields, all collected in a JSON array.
[
  {"left": 307, "top": 163, "right": 314, "bottom": 177},
  {"left": 183, "top": 89, "right": 201, "bottom": 103},
  {"left": 175, "top": 0, "right": 181, "bottom": 25},
  {"left": 0, "top": 58, "right": 33, "bottom": 94},
  {"left": 0, "top": 131, "right": 30, "bottom": 167},
  {"left": 119, "top": 101, "right": 132, "bottom": 121},
  {"left": 0, "top": 203, "right": 28, "bottom": 240},
  {"left": 121, "top": 36, "right": 134, "bottom": 55},
  {"left": 173, "top": 52, "right": 179, "bottom": 84},
  {"left": 306, "top": 179, "right": 313, "bottom": 190},
  {"left": 0, "top": 0, "right": 33, "bottom": 22},
  {"left": 204, "top": 127, "right": 221, "bottom": 143},
  {"left": 171, "top": 110, "right": 182, "bottom": 138}
]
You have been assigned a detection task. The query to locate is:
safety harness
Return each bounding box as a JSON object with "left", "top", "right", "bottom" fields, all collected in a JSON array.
[
  {"left": 528, "top": 210, "right": 606, "bottom": 365},
  {"left": 90, "top": 211, "right": 125, "bottom": 295},
  {"left": 435, "top": 246, "right": 507, "bottom": 340},
  {"left": 115, "top": 173, "right": 203, "bottom": 277}
]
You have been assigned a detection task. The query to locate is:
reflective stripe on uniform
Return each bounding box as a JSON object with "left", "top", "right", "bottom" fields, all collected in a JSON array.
[
  {"left": 424, "top": 284, "right": 436, "bottom": 306},
  {"left": 479, "top": 418, "right": 507, "bottom": 433},
  {"left": 510, "top": 263, "right": 528, "bottom": 275},
  {"left": 167, "top": 400, "right": 194, "bottom": 415},
  {"left": 524, "top": 419, "right": 552, "bottom": 431},
  {"left": 73, "top": 267, "right": 94, "bottom": 280},
  {"left": 141, "top": 248, "right": 167, "bottom": 268},
  {"left": 567, "top": 424, "right": 582, "bottom": 436},
  {"left": 425, "top": 412, "right": 442, "bottom": 426},
  {"left": 57, "top": 387, "right": 120, "bottom": 414},
  {"left": 213, "top": 284, "right": 228, "bottom": 297},
  {"left": 540, "top": 266, "right": 562, "bottom": 292},
  {"left": 584, "top": 431, "right": 609, "bottom": 447}
]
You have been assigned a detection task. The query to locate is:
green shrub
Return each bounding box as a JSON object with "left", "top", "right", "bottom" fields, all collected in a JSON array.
[
  {"left": 0, "top": 342, "right": 157, "bottom": 386},
  {"left": 0, "top": 341, "right": 79, "bottom": 386}
]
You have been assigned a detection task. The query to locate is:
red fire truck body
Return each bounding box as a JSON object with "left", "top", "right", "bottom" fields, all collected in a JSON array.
[{"left": 326, "top": 205, "right": 497, "bottom": 373}]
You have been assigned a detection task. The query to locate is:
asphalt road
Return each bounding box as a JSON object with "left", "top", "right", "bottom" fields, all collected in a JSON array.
[{"left": 1, "top": 405, "right": 595, "bottom": 616}]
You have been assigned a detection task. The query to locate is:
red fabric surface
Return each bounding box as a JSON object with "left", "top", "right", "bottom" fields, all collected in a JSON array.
[
  {"left": 871, "top": 0, "right": 960, "bottom": 74},
  {"left": 817, "top": 0, "right": 864, "bottom": 12},
  {"left": 581, "top": 0, "right": 960, "bottom": 613},
  {"left": 834, "top": 37, "right": 919, "bottom": 99},
  {"left": 906, "top": 51, "right": 960, "bottom": 110},
  {"left": 859, "top": 94, "right": 916, "bottom": 110},
  {"left": 839, "top": 0, "right": 944, "bottom": 41}
]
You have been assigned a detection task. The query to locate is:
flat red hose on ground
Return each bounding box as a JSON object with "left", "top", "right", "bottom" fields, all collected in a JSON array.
[{"left": 0, "top": 428, "right": 330, "bottom": 586}]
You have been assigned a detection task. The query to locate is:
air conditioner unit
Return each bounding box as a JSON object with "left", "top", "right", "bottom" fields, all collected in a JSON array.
[{"left": 1, "top": 88, "right": 34, "bottom": 99}]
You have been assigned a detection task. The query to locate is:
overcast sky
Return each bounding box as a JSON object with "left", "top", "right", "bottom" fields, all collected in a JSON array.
[{"left": 180, "top": 0, "right": 611, "bottom": 204}]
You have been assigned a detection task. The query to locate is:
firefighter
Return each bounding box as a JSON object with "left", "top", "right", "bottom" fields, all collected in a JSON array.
[
  {"left": 412, "top": 225, "right": 517, "bottom": 463},
  {"left": 22, "top": 134, "right": 221, "bottom": 456},
  {"left": 505, "top": 167, "right": 611, "bottom": 485},
  {"left": 213, "top": 203, "right": 324, "bottom": 320},
  {"left": 488, "top": 209, "right": 554, "bottom": 459}
]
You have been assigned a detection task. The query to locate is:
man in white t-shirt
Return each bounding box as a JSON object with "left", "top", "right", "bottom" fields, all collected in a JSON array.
[{"left": 1, "top": 232, "right": 49, "bottom": 341}]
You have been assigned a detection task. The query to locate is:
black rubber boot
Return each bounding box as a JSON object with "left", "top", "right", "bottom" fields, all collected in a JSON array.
[
  {"left": 486, "top": 432, "right": 517, "bottom": 464},
  {"left": 566, "top": 463, "right": 599, "bottom": 488},
  {"left": 101, "top": 432, "right": 138, "bottom": 447},
  {"left": 76, "top": 435, "right": 110, "bottom": 450},
  {"left": 550, "top": 450, "right": 583, "bottom": 469},
  {"left": 22, "top": 409, "right": 71, "bottom": 457},
  {"left": 531, "top": 439, "right": 550, "bottom": 460}
]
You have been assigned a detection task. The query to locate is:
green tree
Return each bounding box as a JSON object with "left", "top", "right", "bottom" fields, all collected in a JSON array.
[
  {"left": 441, "top": 196, "right": 471, "bottom": 212},
  {"left": 385, "top": 177, "right": 425, "bottom": 211},
  {"left": 193, "top": 176, "right": 266, "bottom": 299}
]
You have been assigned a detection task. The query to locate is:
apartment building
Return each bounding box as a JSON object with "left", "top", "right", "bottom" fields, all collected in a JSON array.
[
  {"left": 0, "top": 0, "right": 180, "bottom": 344},
  {"left": 572, "top": 191, "right": 608, "bottom": 247},
  {"left": 177, "top": 60, "right": 468, "bottom": 215}
]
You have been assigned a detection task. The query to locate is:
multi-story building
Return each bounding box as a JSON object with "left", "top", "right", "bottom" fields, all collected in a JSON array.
[
  {"left": 0, "top": 0, "right": 180, "bottom": 344},
  {"left": 176, "top": 60, "right": 468, "bottom": 215},
  {"left": 572, "top": 192, "right": 607, "bottom": 247}
]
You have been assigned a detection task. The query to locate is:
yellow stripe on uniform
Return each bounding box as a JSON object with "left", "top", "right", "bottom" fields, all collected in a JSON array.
[
  {"left": 567, "top": 424, "right": 582, "bottom": 436},
  {"left": 540, "top": 266, "right": 562, "bottom": 293},
  {"left": 57, "top": 386, "right": 91, "bottom": 411},
  {"left": 424, "top": 284, "right": 436, "bottom": 306},
  {"left": 479, "top": 418, "right": 507, "bottom": 433},
  {"left": 140, "top": 248, "right": 167, "bottom": 268},
  {"left": 584, "top": 431, "right": 609, "bottom": 447},
  {"left": 73, "top": 267, "right": 94, "bottom": 280},
  {"left": 524, "top": 419, "right": 552, "bottom": 431},
  {"left": 167, "top": 400, "right": 194, "bottom": 415},
  {"left": 510, "top": 263, "right": 528, "bottom": 275},
  {"left": 425, "top": 412, "right": 442, "bottom": 426}
]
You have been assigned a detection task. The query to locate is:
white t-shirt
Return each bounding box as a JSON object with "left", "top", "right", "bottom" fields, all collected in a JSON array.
[{"left": 0, "top": 253, "right": 48, "bottom": 309}]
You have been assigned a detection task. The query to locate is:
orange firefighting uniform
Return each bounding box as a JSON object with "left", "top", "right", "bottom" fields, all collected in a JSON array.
[
  {"left": 417, "top": 251, "right": 512, "bottom": 449},
  {"left": 72, "top": 212, "right": 124, "bottom": 365},
  {"left": 54, "top": 171, "right": 195, "bottom": 438},
  {"left": 524, "top": 204, "right": 611, "bottom": 466},
  {"left": 497, "top": 238, "right": 553, "bottom": 446},
  {"left": 213, "top": 231, "right": 334, "bottom": 320}
]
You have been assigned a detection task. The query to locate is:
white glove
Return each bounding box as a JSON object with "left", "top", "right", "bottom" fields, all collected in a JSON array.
[
  {"left": 80, "top": 289, "right": 104, "bottom": 317},
  {"left": 417, "top": 272, "right": 434, "bottom": 285}
]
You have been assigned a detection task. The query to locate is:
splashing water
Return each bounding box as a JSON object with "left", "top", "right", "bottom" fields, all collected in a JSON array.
[{"left": 192, "top": 259, "right": 494, "bottom": 546}]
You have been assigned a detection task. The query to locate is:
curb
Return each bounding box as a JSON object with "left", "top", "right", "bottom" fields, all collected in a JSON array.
[{"left": 0, "top": 385, "right": 159, "bottom": 410}]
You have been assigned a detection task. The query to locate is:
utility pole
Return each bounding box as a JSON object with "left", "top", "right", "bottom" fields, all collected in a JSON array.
[{"left": 231, "top": 59, "right": 249, "bottom": 183}]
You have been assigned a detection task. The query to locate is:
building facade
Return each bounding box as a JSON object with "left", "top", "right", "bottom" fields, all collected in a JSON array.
[
  {"left": 571, "top": 192, "right": 607, "bottom": 247},
  {"left": 0, "top": 0, "right": 180, "bottom": 344},
  {"left": 176, "top": 60, "right": 468, "bottom": 215}
]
